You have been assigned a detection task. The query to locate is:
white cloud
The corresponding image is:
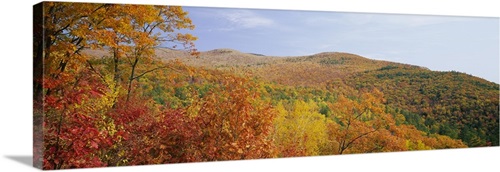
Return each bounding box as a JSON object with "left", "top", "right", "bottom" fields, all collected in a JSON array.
[
  {"left": 342, "top": 13, "right": 469, "bottom": 27},
  {"left": 219, "top": 10, "right": 275, "bottom": 30},
  {"left": 302, "top": 12, "right": 469, "bottom": 28}
]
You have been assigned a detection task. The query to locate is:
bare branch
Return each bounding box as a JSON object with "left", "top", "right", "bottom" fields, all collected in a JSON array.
[
  {"left": 131, "top": 65, "right": 183, "bottom": 81},
  {"left": 343, "top": 128, "right": 379, "bottom": 152},
  {"left": 86, "top": 60, "right": 108, "bottom": 86}
]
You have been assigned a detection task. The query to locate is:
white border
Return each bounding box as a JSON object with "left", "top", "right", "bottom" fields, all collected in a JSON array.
[{"left": 0, "top": 0, "right": 498, "bottom": 172}]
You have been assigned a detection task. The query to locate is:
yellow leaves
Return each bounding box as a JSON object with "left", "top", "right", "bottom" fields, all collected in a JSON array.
[
  {"left": 405, "top": 140, "right": 432, "bottom": 151},
  {"left": 273, "top": 102, "right": 287, "bottom": 123},
  {"left": 127, "top": 5, "right": 157, "bottom": 25},
  {"left": 273, "top": 100, "right": 329, "bottom": 156},
  {"left": 42, "top": 2, "right": 199, "bottom": 80},
  {"left": 222, "top": 120, "right": 231, "bottom": 134}
]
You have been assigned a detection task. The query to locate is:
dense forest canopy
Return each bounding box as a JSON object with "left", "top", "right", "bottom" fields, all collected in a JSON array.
[{"left": 34, "top": 2, "right": 498, "bottom": 170}]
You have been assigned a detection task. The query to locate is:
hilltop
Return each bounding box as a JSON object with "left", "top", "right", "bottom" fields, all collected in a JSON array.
[
  {"left": 84, "top": 48, "right": 418, "bottom": 87},
  {"left": 82, "top": 47, "right": 499, "bottom": 147}
]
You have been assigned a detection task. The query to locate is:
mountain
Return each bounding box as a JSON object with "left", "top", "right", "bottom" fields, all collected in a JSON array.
[
  {"left": 83, "top": 48, "right": 499, "bottom": 147},
  {"left": 84, "top": 48, "right": 414, "bottom": 87},
  {"left": 345, "top": 66, "right": 499, "bottom": 146},
  {"left": 84, "top": 48, "right": 273, "bottom": 68}
]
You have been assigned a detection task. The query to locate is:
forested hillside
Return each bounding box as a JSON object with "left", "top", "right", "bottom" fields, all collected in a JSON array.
[
  {"left": 34, "top": 2, "right": 498, "bottom": 170},
  {"left": 345, "top": 66, "right": 499, "bottom": 146},
  {"left": 77, "top": 46, "right": 498, "bottom": 160}
]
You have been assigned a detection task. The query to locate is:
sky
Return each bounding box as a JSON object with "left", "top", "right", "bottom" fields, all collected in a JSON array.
[{"left": 178, "top": 7, "right": 499, "bottom": 83}]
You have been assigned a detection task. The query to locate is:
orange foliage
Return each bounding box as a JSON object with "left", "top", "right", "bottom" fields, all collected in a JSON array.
[{"left": 189, "top": 75, "right": 277, "bottom": 161}]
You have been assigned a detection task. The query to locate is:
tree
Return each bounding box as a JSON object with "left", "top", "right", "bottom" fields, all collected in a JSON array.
[
  {"left": 42, "top": 69, "right": 114, "bottom": 169},
  {"left": 272, "top": 100, "right": 329, "bottom": 157},
  {"left": 34, "top": 2, "right": 198, "bottom": 102},
  {"left": 188, "top": 75, "right": 277, "bottom": 161},
  {"left": 34, "top": 2, "right": 104, "bottom": 100},
  {"left": 329, "top": 89, "right": 393, "bottom": 154},
  {"left": 35, "top": 2, "right": 198, "bottom": 169},
  {"left": 102, "top": 5, "right": 198, "bottom": 102}
]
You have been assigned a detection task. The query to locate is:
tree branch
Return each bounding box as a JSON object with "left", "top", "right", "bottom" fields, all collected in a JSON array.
[
  {"left": 343, "top": 128, "right": 379, "bottom": 152},
  {"left": 86, "top": 60, "right": 108, "bottom": 86},
  {"left": 131, "top": 65, "right": 183, "bottom": 81}
]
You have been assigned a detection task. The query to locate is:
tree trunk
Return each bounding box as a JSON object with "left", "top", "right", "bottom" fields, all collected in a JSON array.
[
  {"left": 33, "top": 3, "right": 44, "bottom": 101},
  {"left": 111, "top": 48, "right": 120, "bottom": 108},
  {"left": 126, "top": 57, "right": 139, "bottom": 103}
]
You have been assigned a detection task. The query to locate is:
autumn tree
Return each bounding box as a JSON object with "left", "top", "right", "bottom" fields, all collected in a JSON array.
[
  {"left": 188, "top": 74, "right": 277, "bottom": 161},
  {"left": 42, "top": 69, "right": 114, "bottom": 169},
  {"left": 34, "top": 2, "right": 198, "bottom": 169},
  {"left": 34, "top": 2, "right": 103, "bottom": 100},
  {"left": 329, "top": 89, "right": 393, "bottom": 154},
  {"left": 272, "top": 100, "right": 329, "bottom": 157},
  {"left": 33, "top": 2, "right": 198, "bottom": 102},
  {"left": 99, "top": 95, "right": 200, "bottom": 165},
  {"left": 97, "top": 5, "right": 198, "bottom": 102}
]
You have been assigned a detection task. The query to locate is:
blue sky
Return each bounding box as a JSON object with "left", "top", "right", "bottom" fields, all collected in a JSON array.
[{"left": 180, "top": 7, "right": 499, "bottom": 83}]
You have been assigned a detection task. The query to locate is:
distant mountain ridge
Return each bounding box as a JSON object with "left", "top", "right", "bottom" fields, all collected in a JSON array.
[
  {"left": 83, "top": 47, "right": 499, "bottom": 146},
  {"left": 83, "top": 47, "right": 494, "bottom": 86}
]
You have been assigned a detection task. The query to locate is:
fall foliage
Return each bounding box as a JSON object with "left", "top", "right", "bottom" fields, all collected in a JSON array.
[{"left": 34, "top": 2, "right": 496, "bottom": 170}]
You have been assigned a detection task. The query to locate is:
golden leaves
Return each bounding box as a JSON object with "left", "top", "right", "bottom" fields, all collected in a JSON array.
[{"left": 273, "top": 100, "right": 328, "bottom": 157}]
